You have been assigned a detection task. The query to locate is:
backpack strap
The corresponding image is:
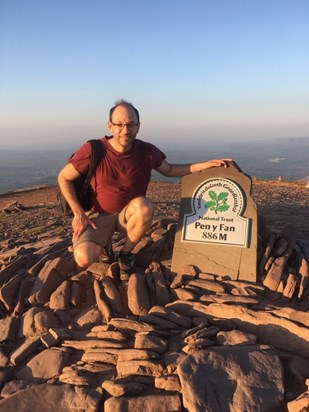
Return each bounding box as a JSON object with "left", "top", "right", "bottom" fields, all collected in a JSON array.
[{"left": 80, "top": 139, "right": 104, "bottom": 200}]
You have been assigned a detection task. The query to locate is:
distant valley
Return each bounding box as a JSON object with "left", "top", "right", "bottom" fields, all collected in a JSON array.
[{"left": 0, "top": 137, "right": 308, "bottom": 194}]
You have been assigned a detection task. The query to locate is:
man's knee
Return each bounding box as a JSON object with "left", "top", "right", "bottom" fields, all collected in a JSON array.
[
  {"left": 129, "top": 196, "right": 154, "bottom": 218},
  {"left": 74, "top": 249, "right": 93, "bottom": 269},
  {"left": 73, "top": 242, "right": 102, "bottom": 269}
]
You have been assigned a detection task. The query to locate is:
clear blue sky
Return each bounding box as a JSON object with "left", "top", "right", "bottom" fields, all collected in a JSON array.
[{"left": 1, "top": 0, "right": 308, "bottom": 149}]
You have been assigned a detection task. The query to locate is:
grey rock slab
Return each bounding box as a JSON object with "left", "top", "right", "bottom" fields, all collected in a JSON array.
[
  {"left": 178, "top": 264, "right": 198, "bottom": 278},
  {"left": 102, "top": 379, "right": 150, "bottom": 397},
  {"left": 182, "top": 338, "right": 215, "bottom": 354},
  {"left": 131, "top": 236, "right": 153, "bottom": 254},
  {"left": 198, "top": 272, "right": 217, "bottom": 281},
  {"left": 263, "top": 225, "right": 298, "bottom": 291},
  {"left": 0, "top": 349, "right": 9, "bottom": 367},
  {"left": 154, "top": 374, "right": 181, "bottom": 392},
  {"left": 271, "top": 306, "right": 309, "bottom": 328},
  {"left": 93, "top": 279, "right": 112, "bottom": 323},
  {"left": 104, "top": 390, "right": 182, "bottom": 412},
  {"left": 264, "top": 256, "right": 288, "bottom": 291},
  {"left": 102, "top": 276, "right": 124, "bottom": 316},
  {"left": 95, "top": 330, "right": 127, "bottom": 340},
  {"left": 69, "top": 270, "right": 93, "bottom": 284},
  {"left": 91, "top": 324, "right": 112, "bottom": 333},
  {"left": 227, "top": 280, "right": 265, "bottom": 296},
  {"left": 1, "top": 380, "right": 36, "bottom": 398},
  {"left": 117, "top": 348, "right": 160, "bottom": 362},
  {"left": 0, "top": 383, "right": 102, "bottom": 412},
  {"left": 172, "top": 287, "right": 198, "bottom": 301},
  {"left": 48, "top": 327, "right": 71, "bottom": 341},
  {"left": 170, "top": 273, "right": 184, "bottom": 288},
  {"left": 28, "top": 257, "right": 74, "bottom": 305},
  {"left": 77, "top": 347, "right": 159, "bottom": 362},
  {"left": 13, "top": 277, "right": 35, "bottom": 317},
  {"left": 19, "top": 307, "right": 42, "bottom": 338},
  {"left": 87, "top": 261, "right": 110, "bottom": 277},
  {"left": 139, "top": 314, "right": 180, "bottom": 330},
  {"left": 0, "top": 369, "right": 9, "bottom": 387},
  {"left": 73, "top": 307, "right": 102, "bottom": 328},
  {"left": 178, "top": 346, "right": 285, "bottom": 412},
  {"left": 81, "top": 351, "right": 117, "bottom": 364},
  {"left": 134, "top": 332, "right": 167, "bottom": 354},
  {"left": 282, "top": 272, "right": 299, "bottom": 299},
  {"left": 258, "top": 231, "right": 276, "bottom": 275},
  {"left": 0, "top": 273, "right": 23, "bottom": 312},
  {"left": 216, "top": 329, "right": 257, "bottom": 346},
  {"left": 0, "top": 256, "right": 29, "bottom": 287},
  {"left": 151, "top": 270, "right": 171, "bottom": 306},
  {"left": 298, "top": 256, "right": 309, "bottom": 299},
  {"left": 181, "top": 322, "right": 210, "bottom": 339},
  {"left": 34, "top": 309, "right": 60, "bottom": 334},
  {"left": 184, "top": 326, "right": 220, "bottom": 344},
  {"left": 27, "top": 246, "right": 69, "bottom": 277},
  {"left": 108, "top": 318, "right": 156, "bottom": 332},
  {"left": 10, "top": 335, "right": 43, "bottom": 366},
  {"left": 59, "top": 365, "right": 115, "bottom": 387},
  {"left": 127, "top": 272, "right": 151, "bottom": 315},
  {"left": 201, "top": 293, "right": 260, "bottom": 305},
  {"left": 190, "top": 302, "right": 309, "bottom": 359},
  {"left": 69, "top": 280, "right": 82, "bottom": 307},
  {"left": 164, "top": 351, "right": 186, "bottom": 373},
  {"left": 148, "top": 305, "right": 192, "bottom": 329},
  {"left": 117, "top": 359, "right": 164, "bottom": 377},
  {"left": 0, "top": 315, "right": 19, "bottom": 341},
  {"left": 62, "top": 339, "right": 129, "bottom": 350},
  {"left": 49, "top": 280, "right": 70, "bottom": 310},
  {"left": 186, "top": 279, "right": 226, "bottom": 294},
  {"left": 16, "top": 348, "right": 70, "bottom": 381},
  {"left": 40, "top": 331, "right": 59, "bottom": 348},
  {"left": 272, "top": 236, "right": 289, "bottom": 258}
]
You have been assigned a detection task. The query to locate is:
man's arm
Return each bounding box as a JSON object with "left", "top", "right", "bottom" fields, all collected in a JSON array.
[
  {"left": 58, "top": 163, "right": 84, "bottom": 216},
  {"left": 58, "top": 163, "right": 97, "bottom": 241},
  {"left": 156, "top": 159, "right": 232, "bottom": 177}
]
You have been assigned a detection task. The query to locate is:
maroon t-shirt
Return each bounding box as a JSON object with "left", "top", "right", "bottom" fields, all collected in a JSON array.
[{"left": 68, "top": 137, "right": 166, "bottom": 214}]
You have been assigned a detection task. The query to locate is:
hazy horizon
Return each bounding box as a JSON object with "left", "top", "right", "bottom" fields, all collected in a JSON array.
[
  {"left": 1, "top": 135, "right": 308, "bottom": 152},
  {"left": 0, "top": 137, "right": 308, "bottom": 194}
]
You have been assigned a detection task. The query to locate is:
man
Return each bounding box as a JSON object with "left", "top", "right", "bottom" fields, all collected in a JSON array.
[{"left": 58, "top": 99, "right": 230, "bottom": 277}]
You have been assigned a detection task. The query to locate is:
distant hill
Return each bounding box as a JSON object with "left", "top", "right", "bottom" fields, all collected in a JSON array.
[
  {"left": 161, "top": 137, "right": 309, "bottom": 182},
  {"left": 0, "top": 137, "right": 308, "bottom": 193},
  {"left": 296, "top": 176, "right": 309, "bottom": 183}
]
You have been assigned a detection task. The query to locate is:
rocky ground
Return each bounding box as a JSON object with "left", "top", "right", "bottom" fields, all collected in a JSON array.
[
  {"left": 0, "top": 180, "right": 308, "bottom": 411},
  {"left": 0, "top": 180, "right": 309, "bottom": 249}
]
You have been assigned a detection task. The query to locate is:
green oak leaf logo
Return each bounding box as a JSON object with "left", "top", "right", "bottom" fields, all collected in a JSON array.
[{"left": 205, "top": 191, "right": 230, "bottom": 214}]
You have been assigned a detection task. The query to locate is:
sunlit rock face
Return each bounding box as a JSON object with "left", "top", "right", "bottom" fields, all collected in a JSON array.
[{"left": 0, "top": 182, "right": 308, "bottom": 411}]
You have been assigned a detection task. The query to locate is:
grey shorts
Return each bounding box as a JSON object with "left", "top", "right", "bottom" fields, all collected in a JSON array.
[{"left": 73, "top": 206, "right": 128, "bottom": 249}]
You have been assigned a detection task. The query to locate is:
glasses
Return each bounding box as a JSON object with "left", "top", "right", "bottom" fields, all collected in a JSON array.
[{"left": 111, "top": 122, "right": 139, "bottom": 130}]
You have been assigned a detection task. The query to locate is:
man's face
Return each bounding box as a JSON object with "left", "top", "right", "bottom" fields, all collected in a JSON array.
[{"left": 108, "top": 105, "right": 140, "bottom": 152}]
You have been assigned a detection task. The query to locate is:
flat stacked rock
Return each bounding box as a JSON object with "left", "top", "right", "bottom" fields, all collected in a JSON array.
[{"left": 0, "top": 215, "right": 308, "bottom": 412}]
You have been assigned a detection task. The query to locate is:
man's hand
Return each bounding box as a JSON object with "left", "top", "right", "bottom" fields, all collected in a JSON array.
[
  {"left": 58, "top": 163, "right": 98, "bottom": 241},
  {"left": 194, "top": 158, "right": 232, "bottom": 172},
  {"left": 72, "top": 212, "right": 98, "bottom": 242}
]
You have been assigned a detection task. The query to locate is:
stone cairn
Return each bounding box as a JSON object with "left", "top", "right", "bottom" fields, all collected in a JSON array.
[{"left": 0, "top": 215, "right": 308, "bottom": 411}]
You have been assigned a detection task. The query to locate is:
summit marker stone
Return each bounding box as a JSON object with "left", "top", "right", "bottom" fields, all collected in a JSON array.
[{"left": 171, "top": 162, "right": 257, "bottom": 281}]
